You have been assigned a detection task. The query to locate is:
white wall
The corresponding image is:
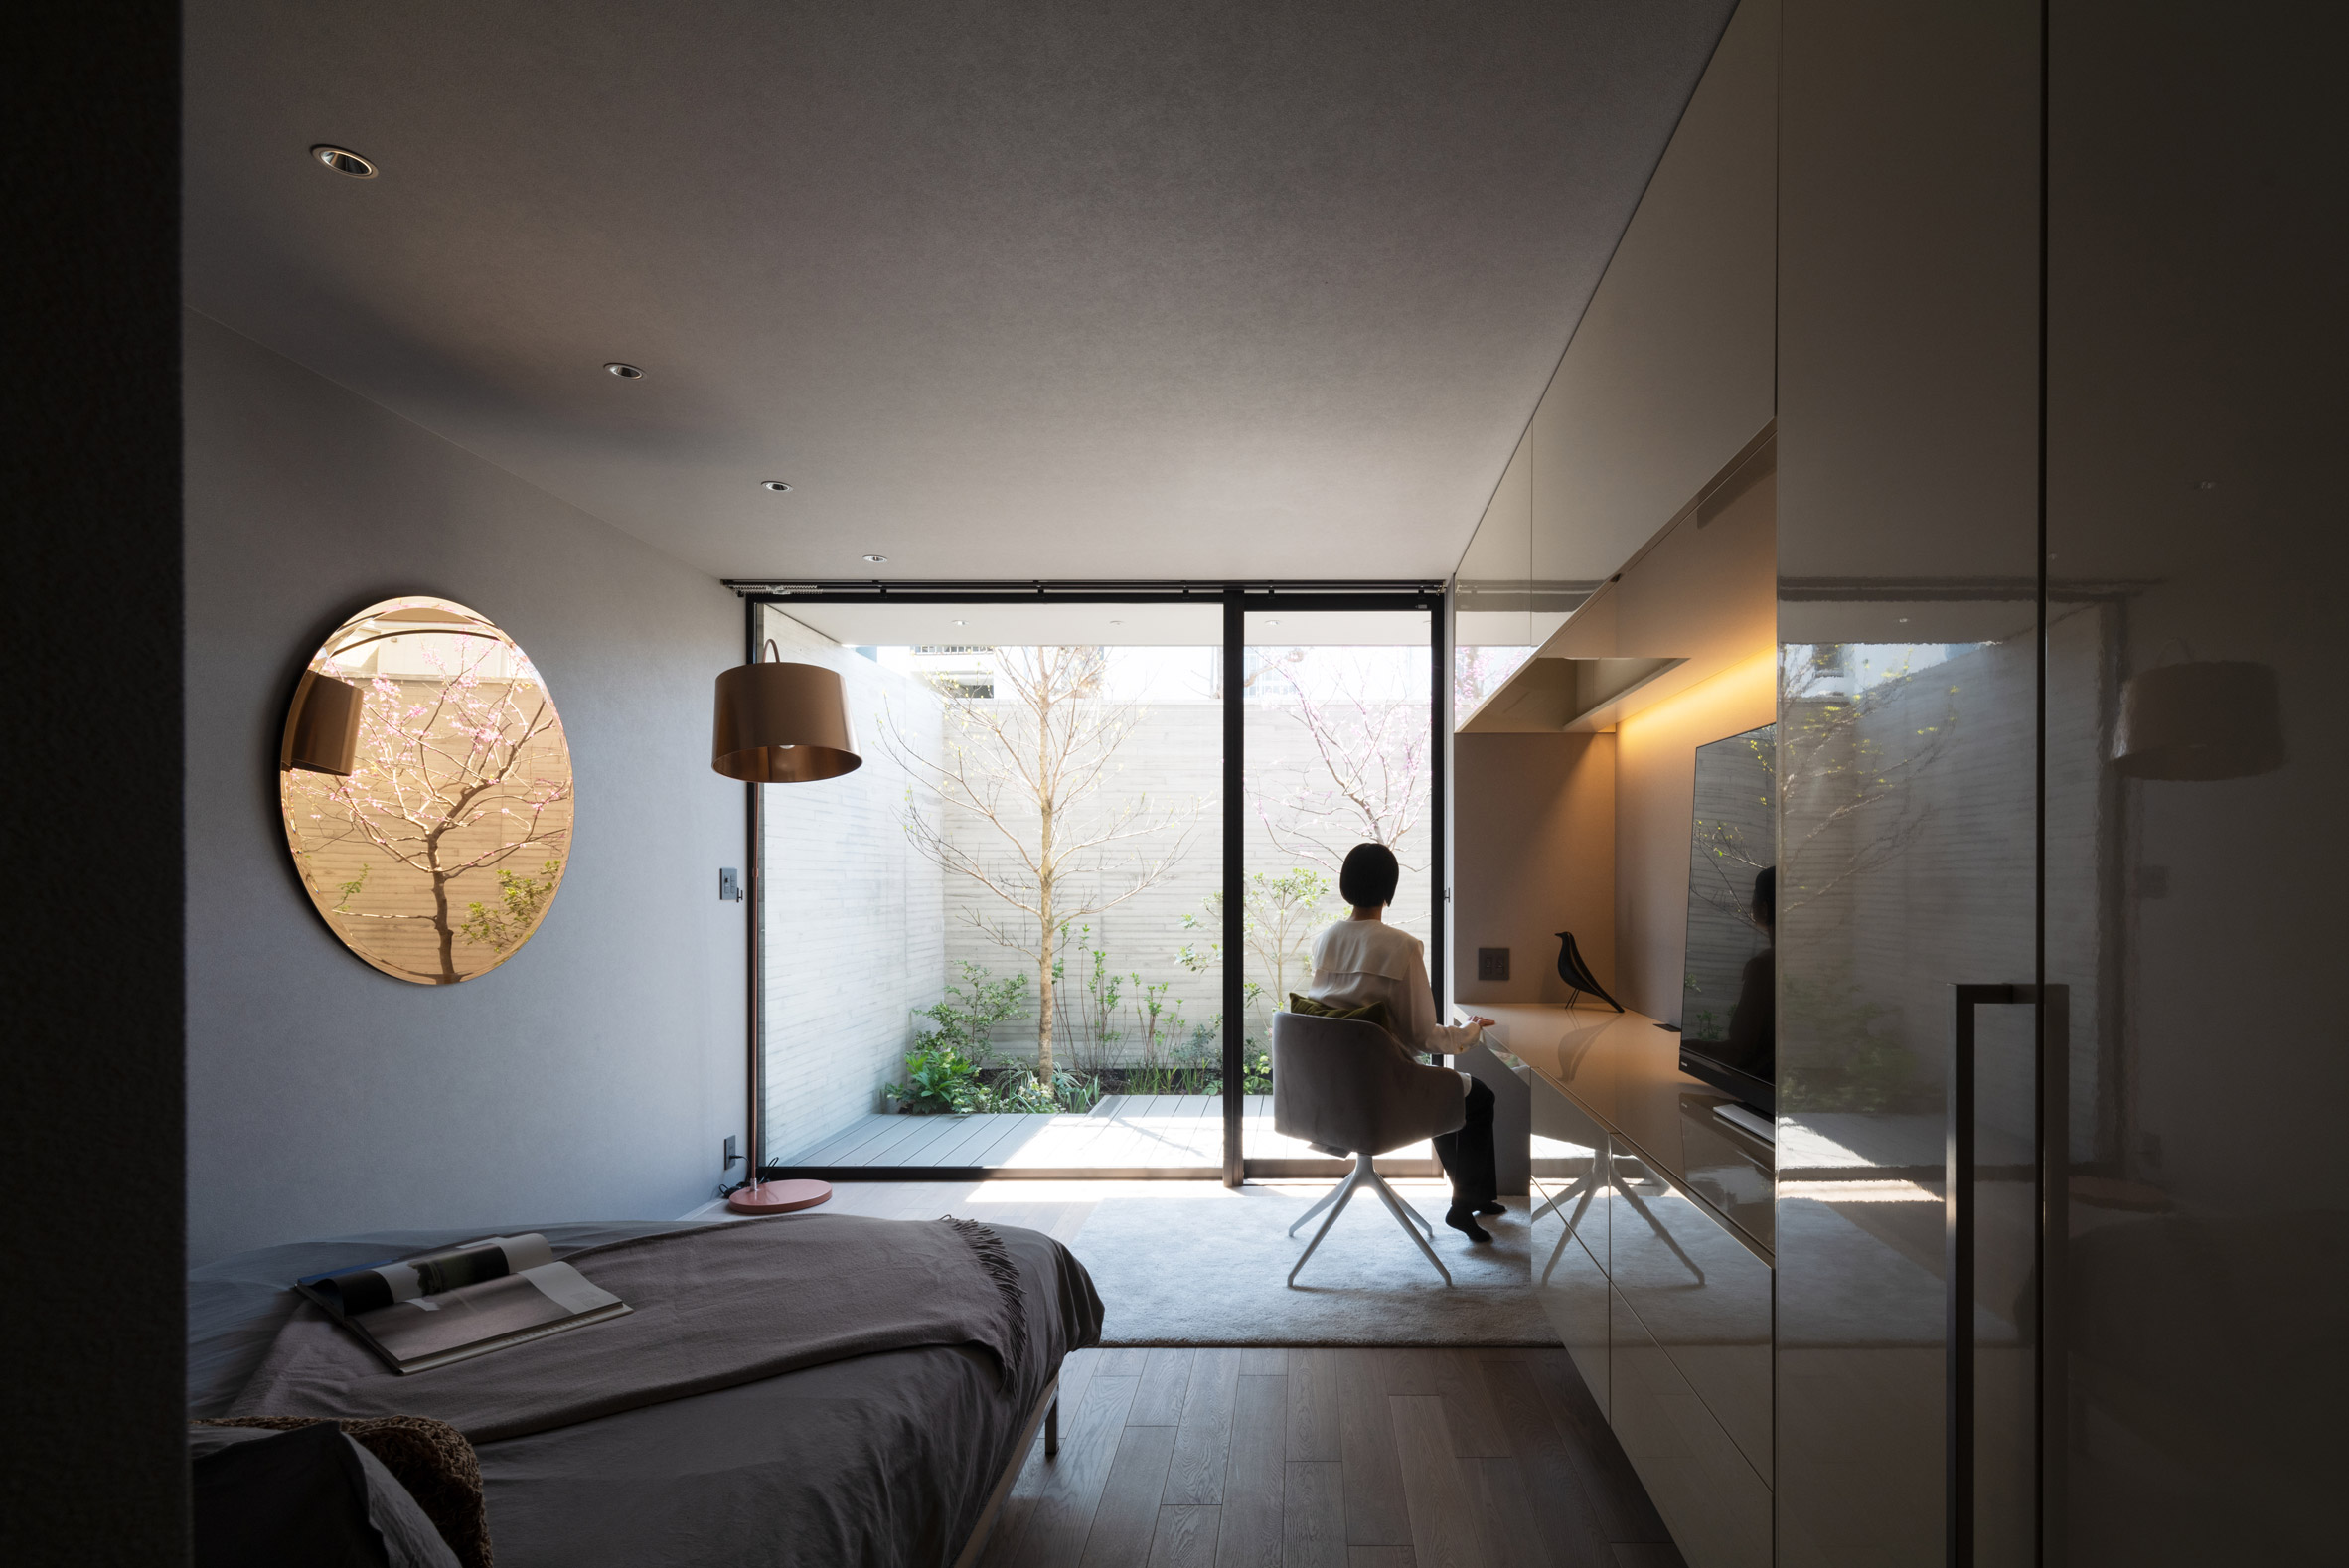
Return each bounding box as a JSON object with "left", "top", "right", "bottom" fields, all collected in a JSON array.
[
  {"left": 184, "top": 312, "right": 745, "bottom": 1264},
  {"left": 758, "top": 609, "right": 949, "bottom": 1159},
  {"left": 1453, "top": 732, "right": 1617, "bottom": 1007}
]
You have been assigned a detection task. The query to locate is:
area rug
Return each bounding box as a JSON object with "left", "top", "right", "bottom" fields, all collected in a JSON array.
[{"left": 1066, "top": 1182, "right": 1560, "bottom": 1346}]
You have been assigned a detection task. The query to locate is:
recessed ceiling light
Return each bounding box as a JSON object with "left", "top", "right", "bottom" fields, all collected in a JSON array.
[
  {"left": 950, "top": 619, "right": 967, "bottom": 626},
  {"left": 1262, "top": 618, "right": 1281, "bottom": 627},
  {"left": 863, "top": 554, "right": 888, "bottom": 564},
  {"left": 311, "top": 145, "right": 376, "bottom": 178},
  {"left": 761, "top": 480, "right": 792, "bottom": 492},
  {"left": 604, "top": 362, "right": 645, "bottom": 379}
]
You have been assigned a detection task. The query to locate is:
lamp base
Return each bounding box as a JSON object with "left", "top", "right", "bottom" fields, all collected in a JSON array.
[{"left": 726, "top": 1178, "right": 833, "bottom": 1216}]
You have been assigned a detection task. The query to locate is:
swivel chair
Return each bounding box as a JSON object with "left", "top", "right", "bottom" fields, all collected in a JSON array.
[{"left": 1272, "top": 1011, "right": 1468, "bottom": 1286}]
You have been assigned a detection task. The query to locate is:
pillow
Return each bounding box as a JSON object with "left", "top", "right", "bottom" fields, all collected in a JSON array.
[{"left": 1287, "top": 994, "right": 1392, "bottom": 1033}]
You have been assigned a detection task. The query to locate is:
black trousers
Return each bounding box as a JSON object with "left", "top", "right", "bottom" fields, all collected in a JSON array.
[{"left": 1431, "top": 1077, "right": 1497, "bottom": 1210}]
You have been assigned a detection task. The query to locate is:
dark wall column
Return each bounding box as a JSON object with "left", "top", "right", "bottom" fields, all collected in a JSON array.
[
  {"left": 1775, "top": 1, "right": 2045, "bottom": 1561},
  {"left": 2047, "top": 4, "right": 2349, "bottom": 1560},
  {"left": 1, "top": 2, "right": 188, "bottom": 1563}
]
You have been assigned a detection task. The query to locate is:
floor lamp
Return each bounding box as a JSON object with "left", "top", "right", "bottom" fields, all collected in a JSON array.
[{"left": 711, "top": 642, "right": 861, "bottom": 1215}]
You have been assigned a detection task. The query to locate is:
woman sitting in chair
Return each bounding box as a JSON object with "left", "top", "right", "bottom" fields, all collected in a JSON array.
[{"left": 1304, "top": 842, "right": 1502, "bottom": 1241}]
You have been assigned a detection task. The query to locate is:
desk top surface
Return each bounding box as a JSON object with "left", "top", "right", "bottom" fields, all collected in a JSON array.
[{"left": 1479, "top": 1001, "right": 1775, "bottom": 1256}]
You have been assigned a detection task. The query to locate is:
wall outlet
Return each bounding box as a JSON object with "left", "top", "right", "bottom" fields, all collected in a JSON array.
[
  {"left": 1477, "top": 947, "right": 1510, "bottom": 981},
  {"left": 719, "top": 867, "right": 742, "bottom": 902},
  {"left": 723, "top": 1134, "right": 740, "bottom": 1170}
]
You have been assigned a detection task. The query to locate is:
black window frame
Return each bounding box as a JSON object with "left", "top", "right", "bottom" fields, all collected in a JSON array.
[{"left": 729, "top": 578, "right": 1448, "bottom": 1184}]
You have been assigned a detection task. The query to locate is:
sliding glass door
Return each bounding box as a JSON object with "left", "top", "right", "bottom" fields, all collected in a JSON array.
[
  {"left": 750, "top": 597, "right": 1223, "bottom": 1176},
  {"left": 1236, "top": 604, "right": 1442, "bottom": 1173},
  {"left": 737, "top": 584, "right": 1441, "bottom": 1181}
]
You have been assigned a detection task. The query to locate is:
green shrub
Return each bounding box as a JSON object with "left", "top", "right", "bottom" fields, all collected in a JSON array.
[
  {"left": 914, "top": 963, "right": 1029, "bottom": 1059},
  {"left": 890, "top": 1043, "right": 987, "bottom": 1115},
  {"left": 890, "top": 965, "right": 1116, "bottom": 1113}
]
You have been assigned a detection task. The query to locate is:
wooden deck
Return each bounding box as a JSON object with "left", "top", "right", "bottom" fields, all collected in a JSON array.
[{"left": 773, "top": 1095, "right": 1440, "bottom": 1177}]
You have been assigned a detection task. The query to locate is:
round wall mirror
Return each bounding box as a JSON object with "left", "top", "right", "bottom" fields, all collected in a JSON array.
[{"left": 279, "top": 596, "right": 574, "bottom": 984}]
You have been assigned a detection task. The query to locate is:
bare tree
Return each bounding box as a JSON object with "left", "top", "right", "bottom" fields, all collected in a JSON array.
[
  {"left": 886, "top": 646, "right": 1198, "bottom": 1079},
  {"left": 1250, "top": 649, "right": 1430, "bottom": 874}
]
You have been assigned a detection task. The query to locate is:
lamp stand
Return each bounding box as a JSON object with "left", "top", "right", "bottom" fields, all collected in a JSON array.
[
  {"left": 725, "top": 720, "right": 832, "bottom": 1219},
  {"left": 715, "top": 621, "right": 863, "bottom": 1220},
  {"left": 728, "top": 1177, "right": 832, "bottom": 1215}
]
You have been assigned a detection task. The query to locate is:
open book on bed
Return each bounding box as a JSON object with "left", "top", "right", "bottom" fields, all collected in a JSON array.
[{"left": 296, "top": 1233, "right": 629, "bottom": 1375}]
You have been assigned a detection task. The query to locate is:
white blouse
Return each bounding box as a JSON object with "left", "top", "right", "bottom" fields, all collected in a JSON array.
[{"left": 1303, "top": 918, "right": 1483, "bottom": 1091}]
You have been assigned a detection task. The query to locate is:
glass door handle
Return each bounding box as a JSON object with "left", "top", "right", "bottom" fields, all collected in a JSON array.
[{"left": 1946, "top": 982, "right": 2069, "bottom": 1568}]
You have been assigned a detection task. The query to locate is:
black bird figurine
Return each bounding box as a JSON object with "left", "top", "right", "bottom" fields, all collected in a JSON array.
[{"left": 1554, "top": 932, "right": 1624, "bottom": 1012}]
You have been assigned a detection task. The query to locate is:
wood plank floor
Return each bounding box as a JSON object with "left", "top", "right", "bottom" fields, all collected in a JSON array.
[
  {"left": 694, "top": 1183, "right": 1688, "bottom": 1567},
  {"left": 976, "top": 1346, "right": 1684, "bottom": 1568}
]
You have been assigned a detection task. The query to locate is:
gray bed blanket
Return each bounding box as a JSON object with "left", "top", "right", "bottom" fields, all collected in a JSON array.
[
  {"left": 231, "top": 1215, "right": 1031, "bottom": 1443},
  {"left": 195, "top": 1219, "right": 1104, "bottom": 1567}
]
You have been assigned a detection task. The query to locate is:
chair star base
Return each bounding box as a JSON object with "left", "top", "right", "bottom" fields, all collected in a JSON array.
[{"left": 1286, "top": 1150, "right": 1453, "bottom": 1287}]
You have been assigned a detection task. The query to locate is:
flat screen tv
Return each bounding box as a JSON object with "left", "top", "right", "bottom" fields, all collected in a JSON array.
[{"left": 1675, "top": 722, "right": 1776, "bottom": 1118}]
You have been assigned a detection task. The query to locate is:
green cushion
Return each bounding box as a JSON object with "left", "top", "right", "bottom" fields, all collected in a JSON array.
[{"left": 1287, "top": 994, "right": 1392, "bottom": 1033}]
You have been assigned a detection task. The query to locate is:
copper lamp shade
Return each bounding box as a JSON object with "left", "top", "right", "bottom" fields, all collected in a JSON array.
[
  {"left": 711, "top": 659, "right": 861, "bottom": 782},
  {"left": 2112, "top": 660, "right": 2285, "bottom": 781},
  {"left": 279, "top": 669, "right": 365, "bottom": 776}
]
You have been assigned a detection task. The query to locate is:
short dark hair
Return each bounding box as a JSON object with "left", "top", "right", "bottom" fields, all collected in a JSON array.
[
  {"left": 1339, "top": 842, "right": 1400, "bottom": 908},
  {"left": 1751, "top": 865, "right": 1776, "bottom": 928}
]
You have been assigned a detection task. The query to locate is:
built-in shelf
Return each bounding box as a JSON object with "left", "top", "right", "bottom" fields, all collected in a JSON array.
[{"left": 1459, "top": 654, "right": 1682, "bottom": 732}]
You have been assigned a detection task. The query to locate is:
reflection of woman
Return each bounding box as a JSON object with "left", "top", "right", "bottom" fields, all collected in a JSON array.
[
  {"left": 1721, "top": 865, "right": 1775, "bottom": 1078},
  {"left": 1303, "top": 843, "right": 1502, "bottom": 1242}
]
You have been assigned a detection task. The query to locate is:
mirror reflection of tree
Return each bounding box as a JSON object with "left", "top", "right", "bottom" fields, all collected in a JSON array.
[
  {"left": 283, "top": 628, "right": 571, "bottom": 984},
  {"left": 1778, "top": 643, "right": 1956, "bottom": 917},
  {"left": 1690, "top": 726, "right": 1777, "bottom": 938},
  {"left": 1777, "top": 641, "right": 1962, "bottom": 1111}
]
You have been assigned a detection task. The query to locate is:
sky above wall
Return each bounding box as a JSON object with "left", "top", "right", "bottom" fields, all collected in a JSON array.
[{"left": 186, "top": 0, "right": 1735, "bottom": 583}]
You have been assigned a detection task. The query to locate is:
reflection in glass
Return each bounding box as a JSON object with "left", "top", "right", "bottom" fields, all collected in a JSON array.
[
  {"left": 279, "top": 596, "right": 573, "bottom": 984},
  {"left": 1527, "top": 1073, "right": 1610, "bottom": 1410},
  {"left": 1678, "top": 723, "right": 1777, "bottom": 1112},
  {"left": 1776, "top": 621, "right": 2038, "bottom": 1566}
]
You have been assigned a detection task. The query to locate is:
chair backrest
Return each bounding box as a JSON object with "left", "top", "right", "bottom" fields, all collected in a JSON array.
[{"left": 1271, "top": 1011, "right": 1467, "bottom": 1157}]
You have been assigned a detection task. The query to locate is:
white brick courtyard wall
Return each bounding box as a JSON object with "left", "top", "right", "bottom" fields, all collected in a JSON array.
[
  {"left": 757, "top": 610, "right": 948, "bottom": 1161},
  {"left": 936, "top": 700, "right": 1433, "bottom": 1068}
]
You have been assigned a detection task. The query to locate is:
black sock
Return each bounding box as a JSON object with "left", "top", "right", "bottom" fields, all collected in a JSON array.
[
  {"left": 1476, "top": 1201, "right": 1505, "bottom": 1216},
  {"left": 1445, "top": 1206, "right": 1492, "bottom": 1243}
]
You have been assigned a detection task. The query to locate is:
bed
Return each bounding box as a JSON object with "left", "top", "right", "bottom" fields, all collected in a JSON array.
[{"left": 189, "top": 1216, "right": 1104, "bottom": 1568}]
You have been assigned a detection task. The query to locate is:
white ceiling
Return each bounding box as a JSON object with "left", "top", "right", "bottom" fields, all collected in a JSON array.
[{"left": 186, "top": 1, "right": 1735, "bottom": 583}]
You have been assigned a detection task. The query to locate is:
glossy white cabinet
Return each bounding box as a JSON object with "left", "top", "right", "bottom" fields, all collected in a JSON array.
[
  {"left": 1521, "top": 1065, "right": 1774, "bottom": 1568},
  {"left": 1529, "top": 1083, "right": 1611, "bottom": 1412}
]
